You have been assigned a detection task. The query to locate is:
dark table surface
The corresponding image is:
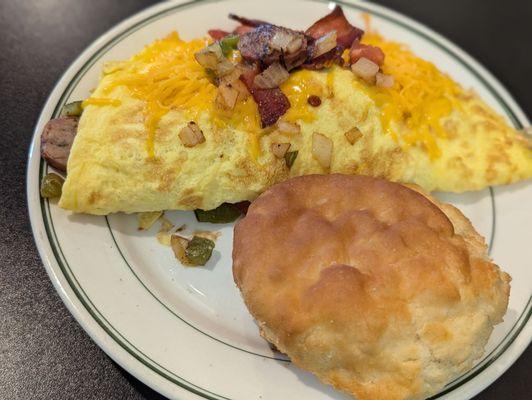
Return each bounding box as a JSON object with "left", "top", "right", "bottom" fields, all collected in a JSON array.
[{"left": 0, "top": 0, "right": 530, "bottom": 399}]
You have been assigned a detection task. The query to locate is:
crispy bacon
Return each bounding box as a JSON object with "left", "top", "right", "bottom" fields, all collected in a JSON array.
[
  {"left": 302, "top": 45, "right": 345, "bottom": 70},
  {"left": 305, "top": 6, "right": 363, "bottom": 48},
  {"left": 237, "top": 24, "right": 309, "bottom": 69},
  {"left": 252, "top": 88, "right": 290, "bottom": 127},
  {"left": 208, "top": 25, "right": 258, "bottom": 39},
  {"left": 238, "top": 25, "right": 276, "bottom": 63},
  {"left": 228, "top": 14, "right": 270, "bottom": 28},
  {"left": 240, "top": 65, "right": 290, "bottom": 127},
  {"left": 234, "top": 25, "right": 255, "bottom": 35},
  {"left": 350, "top": 41, "right": 385, "bottom": 66},
  {"left": 202, "top": 7, "right": 377, "bottom": 126},
  {"left": 208, "top": 29, "right": 231, "bottom": 40}
]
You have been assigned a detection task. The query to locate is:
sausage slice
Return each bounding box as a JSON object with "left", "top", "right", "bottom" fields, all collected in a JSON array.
[{"left": 40, "top": 116, "right": 78, "bottom": 172}]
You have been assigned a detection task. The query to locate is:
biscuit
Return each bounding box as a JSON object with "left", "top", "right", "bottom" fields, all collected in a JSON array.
[{"left": 233, "top": 174, "right": 510, "bottom": 400}]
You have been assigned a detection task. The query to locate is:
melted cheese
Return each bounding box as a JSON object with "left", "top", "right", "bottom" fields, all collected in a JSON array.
[
  {"left": 98, "top": 32, "right": 269, "bottom": 159},
  {"left": 93, "top": 30, "right": 464, "bottom": 160},
  {"left": 360, "top": 33, "right": 463, "bottom": 159},
  {"left": 281, "top": 69, "right": 324, "bottom": 123},
  {"left": 100, "top": 33, "right": 217, "bottom": 158}
]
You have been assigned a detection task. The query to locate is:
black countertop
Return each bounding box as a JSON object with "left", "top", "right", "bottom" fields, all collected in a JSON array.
[{"left": 0, "top": 1, "right": 530, "bottom": 399}]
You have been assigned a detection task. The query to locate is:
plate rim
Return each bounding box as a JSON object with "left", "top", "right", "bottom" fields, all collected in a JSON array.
[{"left": 27, "top": 1, "right": 532, "bottom": 399}]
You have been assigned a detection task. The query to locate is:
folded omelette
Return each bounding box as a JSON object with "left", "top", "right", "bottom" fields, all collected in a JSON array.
[{"left": 59, "top": 32, "right": 532, "bottom": 215}]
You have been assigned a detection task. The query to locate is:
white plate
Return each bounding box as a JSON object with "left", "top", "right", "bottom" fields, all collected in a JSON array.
[{"left": 27, "top": 1, "right": 531, "bottom": 399}]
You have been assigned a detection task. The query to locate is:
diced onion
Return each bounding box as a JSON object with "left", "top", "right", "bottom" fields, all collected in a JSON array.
[
  {"left": 344, "top": 127, "right": 363, "bottom": 144},
  {"left": 216, "top": 58, "right": 236, "bottom": 76},
  {"left": 312, "top": 132, "right": 333, "bottom": 169},
  {"left": 286, "top": 37, "right": 304, "bottom": 54},
  {"left": 194, "top": 43, "right": 235, "bottom": 77},
  {"left": 271, "top": 142, "right": 291, "bottom": 158},
  {"left": 171, "top": 235, "right": 192, "bottom": 265},
  {"left": 376, "top": 72, "right": 395, "bottom": 88},
  {"left": 271, "top": 31, "right": 303, "bottom": 54},
  {"left": 219, "top": 68, "right": 241, "bottom": 84},
  {"left": 271, "top": 30, "right": 293, "bottom": 50},
  {"left": 137, "top": 211, "right": 163, "bottom": 231},
  {"left": 156, "top": 232, "right": 172, "bottom": 246},
  {"left": 286, "top": 37, "right": 303, "bottom": 54},
  {"left": 312, "top": 31, "right": 337, "bottom": 58},
  {"left": 351, "top": 57, "right": 379, "bottom": 83},
  {"left": 219, "top": 69, "right": 249, "bottom": 100},
  {"left": 277, "top": 121, "right": 301, "bottom": 135},
  {"left": 231, "top": 79, "right": 250, "bottom": 100},
  {"left": 179, "top": 122, "right": 205, "bottom": 147},
  {"left": 254, "top": 62, "right": 290, "bottom": 89},
  {"left": 194, "top": 44, "right": 223, "bottom": 69},
  {"left": 216, "top": 83, "right": 239, "bottom": 110},
  {"left": 156, "top": 216, "right": 174, "bottom": 246}
]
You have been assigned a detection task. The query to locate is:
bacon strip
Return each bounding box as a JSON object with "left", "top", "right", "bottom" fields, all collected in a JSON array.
[
  {"left": 228, "top": 14, "right": 270, "bottom": 28},
  {"left": 204, "top": 7, "right": 373, "bottom": 126},
  {"left": 208, "top": 26, "right": 256, "bottom": 39},
  {"left": 240, "top": 66, "right": 290, "bottom": 127},
  {"left": 252, "top": 88, "right": 290, "bottom": 127},
  {"left": 208, "top": 29, "right": 231, "bottom": 40},
  {"left": 238, "top": 24, "right": 309, "bottom": 69},
  {"left": 234, "top": 25, "right": 255, "bottom": 35},
  {"left": 302, "top": 45, "right": 345, "bottom": 70},
  {"left": 350, "top": 41, "right": 385, "bottom": 66},
  {"left": 305, "top": 6, "right": 363, "bottom": 48}
]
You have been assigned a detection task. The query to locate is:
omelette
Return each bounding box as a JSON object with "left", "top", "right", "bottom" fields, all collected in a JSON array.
[{"left": 57, "top": 14, "right": 531, "bottom": 215}]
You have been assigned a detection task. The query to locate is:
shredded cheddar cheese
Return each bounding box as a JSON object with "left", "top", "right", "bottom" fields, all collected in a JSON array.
[
  {"left": 281, "top": 69, "right": 324, "bottom": 123},
  {"left": 100, "top": 33, "right": 216, "bottom": 157},
  {"left": 91, "top": 30, "right": 464, "bottom": 160},
  {"left": 361, "top": 33, "right": 463, "bottom": 158},
  {"left": 212, "top": 95, "right": 263, "bottom": 161},
  {"left": 98, "top": 32, "right": 267, "bottom": 158}
]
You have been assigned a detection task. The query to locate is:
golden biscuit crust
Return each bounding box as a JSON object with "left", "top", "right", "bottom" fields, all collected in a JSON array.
[{"left": 233, "top": 174, "right": 510, "bottom": 400}]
